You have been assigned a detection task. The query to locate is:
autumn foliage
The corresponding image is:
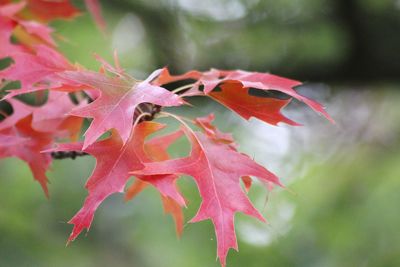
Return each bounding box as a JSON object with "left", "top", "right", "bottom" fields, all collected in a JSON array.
[{"left": 0, "top": 1, "right": 332, "bottom": 266}]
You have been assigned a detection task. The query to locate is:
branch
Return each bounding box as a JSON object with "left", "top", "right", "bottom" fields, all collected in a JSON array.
[
  {"left": 50, "top": 103, "right": 162, "bottom": 160},
  {"left": 51, "top": 151, "right": 89, "bottom": 160}
]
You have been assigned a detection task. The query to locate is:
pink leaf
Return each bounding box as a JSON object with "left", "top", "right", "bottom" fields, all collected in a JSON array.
[
  {"left": 132, "top": 123, "right": 282, "bottom": 266},
  {"left": 60, "top": 69, "right": 184, "bottom": 149},
  {"left": 49, "top": 121, "right": 172, "bottom": 242},
  {"left": 84, "top": 0, "right": 107, "bottom": 34}
]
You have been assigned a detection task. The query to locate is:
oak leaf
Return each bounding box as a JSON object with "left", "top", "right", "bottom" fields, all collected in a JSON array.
[
  {"left": 0, "top": 115, "right": 53, "bottom": 196},
  {"left": 193, "top": 114, "right": 255, "bottom": 192},
  {"left": 0, "top": 92, "right": 84, "bottom": 195},
  {"left": 59, "top": 69, "right": 184, "bottom": 149},
  {"left": 132, "top": 123, "right": 282, "bottom": 266},
  {"left": 84, "top": 0, "right": 106, "bottom": 33},
  {"left": 49, "top": 122, "right": 180, "bottom": 242},
  {"left": 126, "top": 128, "right": 185, "bottom": 235},
  {"left": 0, "top": 1, "right": 26, "bottom": 57},
  {"left": 1, "top": 45, "right": 74, "bottom": 98},
  {"left": 20, "top": 0, "right": 80, "bottom": 22},
  {"left": 156, "top": 68, "right": 333, "bottom": 125}
]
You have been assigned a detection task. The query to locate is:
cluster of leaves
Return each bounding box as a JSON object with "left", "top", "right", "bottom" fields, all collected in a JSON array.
[{"left": 0, "top": 1, "right": 332, "bottom": 266}]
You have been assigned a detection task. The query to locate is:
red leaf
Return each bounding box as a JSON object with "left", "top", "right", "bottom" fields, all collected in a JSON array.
[
  {"left": 60, "top": 69, "right": 184, "bottom": 149},
  {"left": 0, "top": 133, "right": 29, "bottom": 146},
  {"left": 0, "top": 2, "right": 25, "bottom": 57},
  {"left": 156, "top": 68, "right": 334, "bottom": 124},
  {"left": 126, "top": 128, "right": 186, "bottom": 235},
  {"left": 194, "top": 114, "right": 254, "bottom": 194},
  {"left": 0, "top": 92, "right": 84, "bottom": 195},
  {"left": 125, "top": 179, "right": 148, "bottom": 200},
  {"left": 210, "top": 70, "right": 333, "bottom": 123},
  {"left": 57, "top": 116, "right": 84, "bottom": 142},
  {"left": 1, "top": 92, "right": 84, "bottom": 139},
  {"left": 0, "top": 1, "right": 25, "bottom": 18},
  {"left": 0, "top": 98, "right": 34, "bottom": 130},
  {"left": 194, "top": 113, "right": 235, "bottom": 144},
  {"left": 241, "top": 176, "right": 252, "bottom": 192},
  {"left": 126, "top": 179, "right": 185, "bottom": 236},
  {"left": 0, "top": 115, "right": 53, "bottom": 197},
  {"left": 17, "top": 20, "right": 56, "bottom": 47},
  {"left": 49, "top": 121, "right": 173, "bottom": 242},
  {"left": 161, "top": 195, "right": 185, "bottom": 236},
  {"left": 210, "top": 82, "right": 300, "bottom": 126},
  {"left": 24, "top": 0, "right": 80, "bottom": 22},
  {"left": 31, "top": 92, "right": 85, "bottom": 140},
  {"left": 84, "top": 0, "right": 107, "bottom": 34},
  {"left": 154, "top": 67, "right": 201, "bottom": 86},
  {"left": 132, "top": 123, "right": 282, "bottom": 266},
  {"left": 1, "top": 45, "right": 74, "bottom": 98},
  {"left": 127, "top": 128, "right": 186, "bottom": 206},
  {"left": 0, "top": 1, "right": 62, "bottom": 54}
]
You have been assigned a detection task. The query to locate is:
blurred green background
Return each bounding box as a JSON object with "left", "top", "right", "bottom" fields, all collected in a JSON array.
[{"left": 1, "top": 0, "right": 400, "bottom": 266}]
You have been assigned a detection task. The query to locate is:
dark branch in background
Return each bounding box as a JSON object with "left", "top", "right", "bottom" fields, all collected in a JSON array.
[
  {"left": 111, "top": 0, "right": 183, "bottom": 73},
  {"left": 51, "top": 151, "right": 89, "bottom": 159},
  {"left": 110, "top": 0, "right": 400, "bottom": 84}
]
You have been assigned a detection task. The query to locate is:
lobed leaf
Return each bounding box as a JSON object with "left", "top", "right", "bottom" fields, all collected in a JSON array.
[{"left": 132, "top": 119, "right": 282, "bottom": 266}]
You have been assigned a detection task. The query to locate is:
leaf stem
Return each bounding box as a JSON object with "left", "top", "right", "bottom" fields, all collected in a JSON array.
[
  {"left": 158, "top": 111, "right": 195, "bottom": 131},
  {"left": 171, "top": 83, "right": 195, "bottom": 94},
  {"left": 0, "top": 80, "right": 12, "bottom": 91},
  {"left": 0, "top": 109, "right": 9, "bottom": 118},
  {"left": 133, "top": 112, "right": 152, "bottom": 126}
]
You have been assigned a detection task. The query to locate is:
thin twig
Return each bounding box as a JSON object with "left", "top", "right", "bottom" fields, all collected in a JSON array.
[
  {"left": 171, "top": 83, "right": 195, "bottom": 94},
  {"left": 51, "top": 151, "right": 89, "bottom": 160},
  {"left": 0, "top": 110, "right": 9, "bottom": 118},
  {"left": 0, "top": 80, "right": 12, "bottom": 91}
]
